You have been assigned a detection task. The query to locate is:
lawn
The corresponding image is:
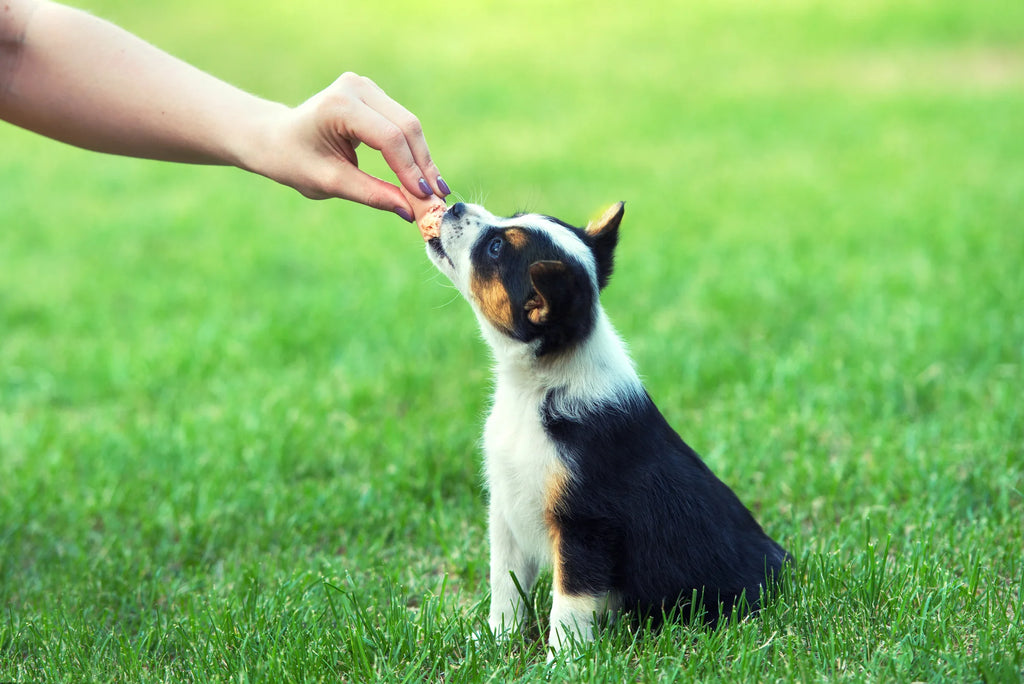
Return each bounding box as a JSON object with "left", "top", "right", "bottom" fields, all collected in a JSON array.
[{"left": 1, "top": 0, "right": 1022, "bottom": 681}]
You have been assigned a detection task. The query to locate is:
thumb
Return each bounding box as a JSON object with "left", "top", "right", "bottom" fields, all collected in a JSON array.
[{"left": 332, "top": 168, "right": 413, "bottom": 220}]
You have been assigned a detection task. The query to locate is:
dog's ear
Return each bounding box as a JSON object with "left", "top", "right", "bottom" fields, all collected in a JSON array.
[
  {"left": 526, "top": 261, "right": 571, "bottom": 326},
  {"left": 526, "top": 258, "right": 592, "bottom": 324},
  {"left": 585, "top": 201, "right": 624, "bottom": 289},
  {"left": 526, "top": 260, "right": 596, "bottom": 355}
]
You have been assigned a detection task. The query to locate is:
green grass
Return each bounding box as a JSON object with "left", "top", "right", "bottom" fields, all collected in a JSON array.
[{"left": 2, "top": 0, "right": 1022, "bottom": 680}]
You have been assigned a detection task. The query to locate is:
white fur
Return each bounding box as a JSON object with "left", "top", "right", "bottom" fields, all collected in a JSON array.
[
  {"left": 483, "top": 378, "right": 552, "bottom": 635},
  {"left": 428, "top": 204, "right": 643, "bottom": 656},
  {"left": 548, "top": 589, "right": 622, "bottom": 660}
]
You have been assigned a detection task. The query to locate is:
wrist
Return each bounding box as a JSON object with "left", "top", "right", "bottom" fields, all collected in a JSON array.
[{"left": 229, "top": 98, "right": 291, "bottom": 179}]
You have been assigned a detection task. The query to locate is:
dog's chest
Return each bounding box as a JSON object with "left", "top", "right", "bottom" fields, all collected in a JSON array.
[{"left": 483, "top": 381, "right": 564, "bottom": 557}]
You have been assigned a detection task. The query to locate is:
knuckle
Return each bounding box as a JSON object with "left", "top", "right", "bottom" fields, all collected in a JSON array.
[
  {"left": 380, "top": 123, "right": 406, "bottom": 150},
  {"left": 330, "top": 73, "right": 361, "bottom": 101},
  {"left": 400, "top": 114, "right": 423, "bottom": 137},
  {"left": 337, "top": 71, "right": 361, "bottom": 86},
  {"left": 320, "top": 87, "right": 356, "bottom": 114},
  {"left": 337, "top": 71, "right": 375, "bottom": 92},
  {"left": 363, "top": 189, "right": 390, "bottom": 210},
  {"left": 301, "top": 174, "right": 334, "bottom": 200}
]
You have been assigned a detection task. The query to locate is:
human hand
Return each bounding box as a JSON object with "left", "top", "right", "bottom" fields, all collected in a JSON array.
[{"left": 248, "top": 72, "right": 449, "bottom": 220}]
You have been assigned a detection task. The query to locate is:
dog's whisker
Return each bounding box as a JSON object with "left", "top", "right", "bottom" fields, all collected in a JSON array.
[
  {"left": 432, "top": 292, "right": 461, "bottom": 310},
  {"left": 427, "top": 268, "right": 456, "bottom": 285}
]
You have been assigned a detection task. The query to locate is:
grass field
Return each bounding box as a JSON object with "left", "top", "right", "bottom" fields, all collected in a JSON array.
[{"left": 2, "top": 0, "right": 1023, "bottom": 681}]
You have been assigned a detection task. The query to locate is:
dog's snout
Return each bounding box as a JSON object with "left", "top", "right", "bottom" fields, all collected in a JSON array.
[{"left": 449, "top": 202, "right": 466, "bottom": 219}]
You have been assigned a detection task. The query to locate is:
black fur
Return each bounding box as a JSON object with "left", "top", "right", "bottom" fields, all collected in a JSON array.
[
  {"left": 471, "top": 225, "right": 596, "bottom": 356},
  {"left": 542, "top": 389, "right": 791, "bottom": 626}
]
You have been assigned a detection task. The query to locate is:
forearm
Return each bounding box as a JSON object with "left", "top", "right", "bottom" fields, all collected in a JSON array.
[{"left": 0, "top": 0, "right": 277, "bottom": 168}]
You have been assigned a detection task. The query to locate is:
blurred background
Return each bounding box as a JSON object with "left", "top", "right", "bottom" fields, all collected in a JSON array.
[{"left": 0, "top": 0, "right": 1021, "bottom": 677}]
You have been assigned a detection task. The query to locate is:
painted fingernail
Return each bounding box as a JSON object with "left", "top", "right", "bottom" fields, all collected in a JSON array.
[
  {"left": 418, "top": 177, "right": 432, "bottom": 196},
  {"left": 394, "top": 207, "right": 413, "bottom": 223},
  {"left": 437, "top": 176, "right": 451, "bottom": 197}
]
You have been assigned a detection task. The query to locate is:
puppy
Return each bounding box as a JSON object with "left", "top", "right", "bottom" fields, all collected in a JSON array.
[{"left": 425, "top": 201, "right": 790, "bottom": 656}]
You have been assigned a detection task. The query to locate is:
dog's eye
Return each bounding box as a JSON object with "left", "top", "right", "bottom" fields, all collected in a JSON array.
[{"left": 487, "top": 237, "right": 504, "bottom": 259}]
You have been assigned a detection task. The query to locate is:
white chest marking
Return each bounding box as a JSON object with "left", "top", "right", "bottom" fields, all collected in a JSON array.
[{"left": 483, "top": 379, "right": 562, "bottom": 566}]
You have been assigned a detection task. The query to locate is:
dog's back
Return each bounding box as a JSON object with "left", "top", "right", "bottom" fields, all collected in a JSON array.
[{"left": 542, "top": 386, "right": 789, "bottom": 625}]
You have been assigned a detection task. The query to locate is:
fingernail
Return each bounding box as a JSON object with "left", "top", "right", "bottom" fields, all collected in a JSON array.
[
  {"left": 394, "top": 207, "right": 413, "bottom": 223},
  {"left": 437, "top": 176, "right": 451, "bottom": 197},
  {"left": 418, "top": 177, "right": 432, "bottom": 196}
]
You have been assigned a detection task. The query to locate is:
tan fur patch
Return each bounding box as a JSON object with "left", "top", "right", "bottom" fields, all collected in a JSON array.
[
  {"left": 471, "top": 271, "right": 514, "bottom": 333},
  {"left": 550, "top": 527, "right": 564, "bottom": 598},
  {"left": 544, "top": 463, "right": 571, "bottom": 594},
  {"left": 504, "top": 228, "right": 529, "bottom": 249},
  {"left": 525, "top": 295, "right": 547, "bottom": 325},
  {"left": 586, "top": 202, "right": 624, "bottom": 237}
]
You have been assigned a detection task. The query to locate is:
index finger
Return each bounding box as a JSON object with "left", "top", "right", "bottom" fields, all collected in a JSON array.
[{"left": 356, "top": 79, "right": 447, "bottom": 198}]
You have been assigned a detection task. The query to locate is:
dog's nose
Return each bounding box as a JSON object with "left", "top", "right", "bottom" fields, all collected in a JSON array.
[{"left": 449, "top": 202, "right": 466, "bottom": 219}]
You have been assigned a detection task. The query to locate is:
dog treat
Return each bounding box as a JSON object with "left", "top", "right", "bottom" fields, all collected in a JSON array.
[
  {"left": 418, "top": 202, "right": 445, "bottom": 241},
  {"left": 400, "top": 185, "right": 446, "bottom": 241}
]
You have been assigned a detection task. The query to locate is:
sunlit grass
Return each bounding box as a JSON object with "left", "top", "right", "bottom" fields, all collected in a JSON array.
[{"left": 1, "top": 0, "right": 1021, "bottom": 680}]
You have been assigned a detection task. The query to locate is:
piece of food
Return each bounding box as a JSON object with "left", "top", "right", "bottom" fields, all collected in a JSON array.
[
  {"left": 417, "top": 202, "right": 445, "bottom": 241},
  {"left": 399, "top": 185, "right": 446, "bottom": 241}
]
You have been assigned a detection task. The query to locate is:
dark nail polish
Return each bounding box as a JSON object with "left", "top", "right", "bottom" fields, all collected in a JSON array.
[
  {"left": 394, "top": 207, "right": 414, "bottom": 223},
  {"left": 418, "top": 178, "right": 432, "bottom": 196},
  {"left": 437, "top": 176, "right": 451, "bottom": 197}
]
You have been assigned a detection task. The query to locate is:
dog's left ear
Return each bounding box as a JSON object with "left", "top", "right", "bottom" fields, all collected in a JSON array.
[
  {"left": 585, "top": 201, "right": 624, "bottom": 289},
  {"left": 526, "top": 261, "right": 573, "bottom": 326},
  {"left": 525, "top": 259, "right": 593, "bottom": 350}
]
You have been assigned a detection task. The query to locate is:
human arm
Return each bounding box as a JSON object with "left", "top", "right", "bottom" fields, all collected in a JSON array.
[{"left": 0, "top": 0, "right": 447, "bottom": 216}]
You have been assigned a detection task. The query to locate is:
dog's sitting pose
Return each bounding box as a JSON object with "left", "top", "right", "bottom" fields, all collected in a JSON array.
[{"left": 425, "top": 201, "right": 790, "bottom": 656}]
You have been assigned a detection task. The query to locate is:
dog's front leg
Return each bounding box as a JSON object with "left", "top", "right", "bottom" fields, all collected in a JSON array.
[
  {"left": 546, "top": 539, "right": 621, "bottom": 660},
  {"left": 547, "top": 589, "right": 621, "bottom": 660},
  {"left": 487, "top": 506, "right": 539, "bottom": 638}
]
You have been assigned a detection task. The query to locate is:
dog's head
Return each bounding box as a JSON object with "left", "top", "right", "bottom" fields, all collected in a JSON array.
[{"left": 427, "top": 202, "right": 624, "bottom": 358}]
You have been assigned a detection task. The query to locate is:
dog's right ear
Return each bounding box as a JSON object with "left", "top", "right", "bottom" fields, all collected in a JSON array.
[
  {"left": 526, "top": 260, "right": 594, "bottom": 355},
  {"left": 585, "top": 202, "right": 624, "bottom": 289}
]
